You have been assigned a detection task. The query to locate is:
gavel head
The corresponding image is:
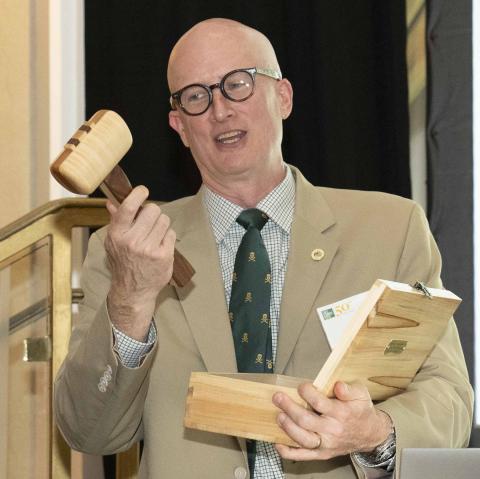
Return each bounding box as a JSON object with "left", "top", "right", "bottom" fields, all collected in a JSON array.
[{"left": 50, "top": 110, "right": 132, "bottom": 194}]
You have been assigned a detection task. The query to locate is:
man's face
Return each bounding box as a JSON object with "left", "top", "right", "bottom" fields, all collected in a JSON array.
[{"left": 168, "top": 33, "right": 293, "bottom": 188}]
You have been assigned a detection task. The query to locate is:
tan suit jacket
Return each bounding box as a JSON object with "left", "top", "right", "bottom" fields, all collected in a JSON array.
[{"left": 54, "top": 167, "right": 473, "bottom": 479}]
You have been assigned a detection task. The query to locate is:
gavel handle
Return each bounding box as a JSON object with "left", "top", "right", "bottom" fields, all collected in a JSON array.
[{"left": 100, "top": 165, "right": 195, "bottom": 287}]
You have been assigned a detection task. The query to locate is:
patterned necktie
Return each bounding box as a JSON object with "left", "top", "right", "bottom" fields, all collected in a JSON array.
[{"left": 229, "top": 208, "right": 273, "bottom": 476}]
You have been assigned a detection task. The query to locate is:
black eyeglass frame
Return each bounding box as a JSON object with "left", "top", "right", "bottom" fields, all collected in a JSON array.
[{"left": 169, "top": 67, "right": 282, "bottom": 116}]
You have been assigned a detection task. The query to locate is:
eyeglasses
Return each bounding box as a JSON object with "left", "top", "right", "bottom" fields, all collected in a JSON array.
[{"left": 170, "top": 67, "right": 282, "bottom": 116}]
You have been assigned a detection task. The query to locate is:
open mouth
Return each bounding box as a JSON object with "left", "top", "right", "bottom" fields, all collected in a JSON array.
[{"left": 215, "top": 130, "right": 246, "bottom": 144}]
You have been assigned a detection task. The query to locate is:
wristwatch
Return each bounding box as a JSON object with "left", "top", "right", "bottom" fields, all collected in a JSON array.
[{"left": 351, "top": 429, "right": 396, "bottom": 472}]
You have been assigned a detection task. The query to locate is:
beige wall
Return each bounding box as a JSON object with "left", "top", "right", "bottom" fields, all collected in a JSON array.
[
  {"left": 0, "top": 0, "right": 32, "bottom": 228},
  {"left": 0, "top": 0, "right": 50, "bottom": 229},
  {"left": 0, "top": 2, "right": 104, "bottom": 478}
]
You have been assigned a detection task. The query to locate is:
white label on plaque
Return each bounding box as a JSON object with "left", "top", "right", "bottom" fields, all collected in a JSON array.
[{"left": 317, "top": 291, "right": 368, "bottom": 349}]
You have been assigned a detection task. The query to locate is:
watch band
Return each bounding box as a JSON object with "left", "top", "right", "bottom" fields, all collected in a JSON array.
[{"left": 352, "top": 429, "right": 396, "bottom": 472}]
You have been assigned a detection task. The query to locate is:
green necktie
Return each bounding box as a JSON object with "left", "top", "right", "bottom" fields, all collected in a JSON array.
[{"left": 229, "top": 208, "right": 273, "bottom": 476}]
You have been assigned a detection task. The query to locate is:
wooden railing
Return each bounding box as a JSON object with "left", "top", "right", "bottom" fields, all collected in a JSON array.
[{"left": 0, "top": 198, "right": 138, "bottom": 479}]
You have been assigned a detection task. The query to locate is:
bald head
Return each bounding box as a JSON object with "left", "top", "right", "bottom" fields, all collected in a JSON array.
[
  {"left": 166, "top": 18, "right": 294, "bottom": 205},
  {"left": 167, "top": 18, "right": 281, "bottom": 92}
]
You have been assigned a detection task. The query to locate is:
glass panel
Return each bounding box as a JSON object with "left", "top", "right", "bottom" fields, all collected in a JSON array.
[{"left": 0, "top": 237, "right": 51, "bottom": 479}]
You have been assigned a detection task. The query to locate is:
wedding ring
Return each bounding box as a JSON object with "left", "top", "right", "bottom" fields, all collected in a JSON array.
[{"left": 313, "top": 434, "right": 322, "bottom": 449}]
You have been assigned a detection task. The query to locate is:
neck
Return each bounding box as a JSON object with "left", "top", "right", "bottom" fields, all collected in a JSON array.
[{"left": 203, "top": 163, "right": 286, "bottom": 208}]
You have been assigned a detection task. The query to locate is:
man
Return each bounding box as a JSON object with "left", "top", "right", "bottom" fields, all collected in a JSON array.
[{"left": 54, "top": 18, "right": 473, "bottom": 479}]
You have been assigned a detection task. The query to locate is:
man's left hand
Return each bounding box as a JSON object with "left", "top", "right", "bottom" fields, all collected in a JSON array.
[{"left": 273, "top": 382, "right": 392, "bottom": 461}]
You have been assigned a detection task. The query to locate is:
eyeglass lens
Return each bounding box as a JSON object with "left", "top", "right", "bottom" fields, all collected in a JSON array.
[{"left": 179, "top": 70, "right": 254, "bottom": 115}]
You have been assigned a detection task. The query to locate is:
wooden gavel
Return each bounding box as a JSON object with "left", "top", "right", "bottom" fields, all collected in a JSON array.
[{"left": 50, "top": 110, "right": 195, "bottom": 287}]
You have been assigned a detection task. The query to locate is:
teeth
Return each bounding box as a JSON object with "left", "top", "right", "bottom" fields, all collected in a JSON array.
[
  {"left": 221, "top": 137, "right": 240, "bottom": 144},
  {"left": 216, "top": 130, "right": 244, "bottom": 143}
]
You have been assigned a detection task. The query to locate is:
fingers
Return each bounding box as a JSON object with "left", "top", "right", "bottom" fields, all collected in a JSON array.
[
  {"left": 105, "top": 185, "right": 176, "bottom": 298},
  {"left": 132, "top": 202, "right": 164, "bottom": 240},
  {"left": 275, "top": 443, "right": 323, "bottom": 462},
  {"left": 107, "top": 185, "right": 173, "bottom": 247},
  {"left": 276, "top": 408, "right": 323, "bottom": 450},
  {"left": 109, "top": 185, "right": 149, "bottom": 232},
  {"left": 333, "top": 381, "right": 370, "bottom": 402},
  {"left": 274, "top": 382, "right": 384, "bottom": 462},
  {"left": 298, "top": 382, "right": 370, "bottom": 417},
  {"left": 297, "top": 383, "right": 335, "bottom": 416},
  {"left": 274, "top": 390, "right": 330, "bottom": 461},
  {"left": 141, "top": 205, "right": 171, "bottom": 244},
  {"left": 273, "top": 391, "right": 325, "bottom": 450},
  {"left": 273, "top": 384, "right": 351, "bottom": 459},
  {"left": 106, "top": 199, "right": 118, "bottom": 215},
  {"left": 161, "top": 227, "right": 177, "bottom": 252}
]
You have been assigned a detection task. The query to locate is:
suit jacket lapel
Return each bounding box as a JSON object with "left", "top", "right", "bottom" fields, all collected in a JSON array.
[
  {"left": 168, "top": 169, "right": 339, "bottom": 377},
  {"left": 170, "top": 191, "right": 238, "bottom": 374},
  {"left": 275, "top": 168, "right": 339, "bottom": 374}
]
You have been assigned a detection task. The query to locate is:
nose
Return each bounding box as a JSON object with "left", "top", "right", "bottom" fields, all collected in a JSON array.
[{"left": 210, "top": 87, "right": 234, "bottom": 122}]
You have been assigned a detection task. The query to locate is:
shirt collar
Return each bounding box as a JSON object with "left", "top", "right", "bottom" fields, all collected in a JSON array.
[{"left": 203, "top": 165, "right": 296, "bottom": 244}]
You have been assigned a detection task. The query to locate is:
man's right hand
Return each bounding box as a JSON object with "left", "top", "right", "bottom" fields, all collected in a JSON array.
[{"left": 104, "top": 185, "right": 176, "bottom": 341}]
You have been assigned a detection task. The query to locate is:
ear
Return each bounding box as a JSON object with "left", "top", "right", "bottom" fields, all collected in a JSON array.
[
  {"left": 168, "top": 110, "right": 190, "bottom": 147},
  {"left": 277, "top": 78, "right": 293, "bottom": 120}
]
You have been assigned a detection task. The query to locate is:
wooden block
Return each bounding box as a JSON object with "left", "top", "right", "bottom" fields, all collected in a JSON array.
[
  {"left": 312, "top": 279, "right": 461, "bottom": 399},
  {"left": 184, "top": 279, "right": 461, "bottom": 444},
  {"left": 184, "top": 373, "right": 309, "bottom": 446}
]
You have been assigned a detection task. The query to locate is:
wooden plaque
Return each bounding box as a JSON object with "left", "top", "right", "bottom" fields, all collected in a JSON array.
[{"left": 184, "top": 279, "right": 461, "bottom": 445}]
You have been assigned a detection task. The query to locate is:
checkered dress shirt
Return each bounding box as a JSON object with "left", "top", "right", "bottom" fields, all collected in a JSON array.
[{"left": 202, "top": 165, "right": 295, "bottom": 478}]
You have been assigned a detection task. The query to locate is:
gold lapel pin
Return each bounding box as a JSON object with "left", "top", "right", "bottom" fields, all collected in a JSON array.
[{"left": 311, "top": 248, "right": 325, "bottom": 261}]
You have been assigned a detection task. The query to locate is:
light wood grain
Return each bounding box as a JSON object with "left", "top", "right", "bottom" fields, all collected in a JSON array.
[
  {"left": 185, "top": 372, "right": 309, "bottom": 447},
  {"left": 313, "top": 279, "right": 461, "bottom": 399},
  {"left": 184, "top": 279, "right": 461, "bottom": 444},
  {"left": 50, "top": 110, "right": 132, "bottom": 194},
  {"left": 0, "top": 199, "right": 122, "bottom": 479}
]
